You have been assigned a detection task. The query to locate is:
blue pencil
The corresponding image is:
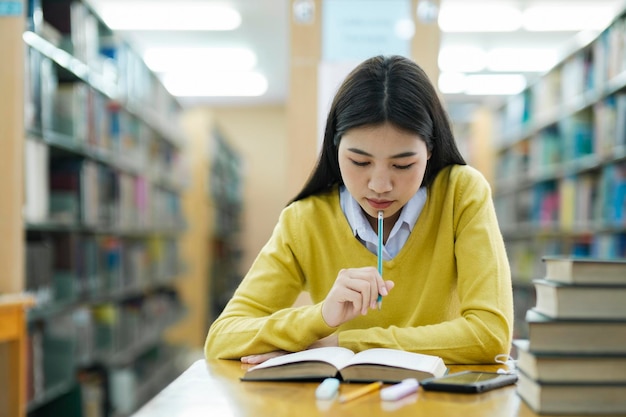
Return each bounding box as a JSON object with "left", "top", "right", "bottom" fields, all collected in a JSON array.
[{"left": 377, "top": 210, "right": 383, "bottom": 310}]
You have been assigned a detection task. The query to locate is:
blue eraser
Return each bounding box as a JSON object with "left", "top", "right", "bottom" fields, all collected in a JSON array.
[{"left": 315, "top": 377, "right": 340, "bottom": 400}]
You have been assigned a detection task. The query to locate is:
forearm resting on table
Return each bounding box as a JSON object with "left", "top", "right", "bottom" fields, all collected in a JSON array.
[{"left": 205, "top": 304, "right": 336, "bottom": 359}]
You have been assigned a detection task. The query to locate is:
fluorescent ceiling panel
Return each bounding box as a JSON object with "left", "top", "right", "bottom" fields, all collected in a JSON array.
[
  {"left": 439, "top": 72, "right": 527, "bottom": 95},
  {"left": 438, "top": 72, "right": 466, "bottom": 94},
  {"left": 97, "top": 2, "right": 241, "bottom": 31},
  {"left": 486, "top": 48, "right": 558, "bottom": 72},
  {"left": 143, "top": 47, "right": 257, "bottom": 73},
  {"left": 163, "top": 72, "right": 268, "bottom": 97},
  {"left": 438, "top": 46, "right": 486, "bottom": 72},
  {"left": 523, "top": 5, "right": 615, "bottom": 32},
  {"left": 438, "top": 5, "right": 522, "bottom": 32},
  {"left": 464, "top": 74, "right": 526, "bottom": 95}
]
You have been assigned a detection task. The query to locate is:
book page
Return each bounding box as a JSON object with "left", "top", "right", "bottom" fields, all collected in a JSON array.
[
  {"left": 247, "top": 347, "right": 355, "bottom": 371},
  {"left": 342, "top": 348, "right": 441, "bottom": 372}
]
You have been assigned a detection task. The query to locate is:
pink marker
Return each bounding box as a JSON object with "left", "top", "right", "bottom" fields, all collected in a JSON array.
[{"left": 380, "top": 378, "right": 419, "bottom": 401}]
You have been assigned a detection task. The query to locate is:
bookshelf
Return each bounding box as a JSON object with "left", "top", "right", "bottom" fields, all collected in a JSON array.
[
  {"left": 1, "top": 0, "right": 190, "bottom": 416},
  {"left": 208, "top": 128, "right": 243, "bottom": 321},
  {"left": 493, "top": 7, "right": 626, "bottom": 338}
]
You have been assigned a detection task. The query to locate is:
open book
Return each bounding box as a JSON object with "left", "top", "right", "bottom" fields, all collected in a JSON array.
[{"left": 241, "top": 347, "right": 447, "bottom": 383}]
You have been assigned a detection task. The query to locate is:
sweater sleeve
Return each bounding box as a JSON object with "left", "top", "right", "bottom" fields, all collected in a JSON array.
[
  {"left": 204, "top": 205, "right": 336, "bottom": 359},
  {"left": 450, "top": 167, "right": 514, "bottom": 362},
  {"left": 339, "top": 167, "right": 514, "bottom": 364}
]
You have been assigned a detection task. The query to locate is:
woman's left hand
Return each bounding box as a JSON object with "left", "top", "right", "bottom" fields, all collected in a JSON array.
[
  {"left": 241, "top": 350, "right": 289, "bottom": 364},
  {"left": 240, "top": 334, "right": 339, "bottom": 364}
]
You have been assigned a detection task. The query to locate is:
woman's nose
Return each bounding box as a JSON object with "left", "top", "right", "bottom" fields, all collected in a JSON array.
[{"left": 368, "top": 170, "right": 392, "bottom": 193}]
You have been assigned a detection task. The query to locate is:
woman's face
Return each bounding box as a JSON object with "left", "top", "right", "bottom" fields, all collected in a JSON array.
[{"left": 338, "top": 122, "right": 430, "bottom": 223}]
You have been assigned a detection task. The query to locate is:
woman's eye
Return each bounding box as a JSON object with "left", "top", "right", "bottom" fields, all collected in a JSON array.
[
  {"left": 394, "top": 163, "right": 414, "bottom": 170},
  {"left": 351, "top": 160, "right": 370, "bottom": 167}
]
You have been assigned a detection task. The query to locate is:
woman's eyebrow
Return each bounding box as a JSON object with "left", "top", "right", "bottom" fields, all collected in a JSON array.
[{"left": 347, "top": 148, "right": 417, "bottom": 159}]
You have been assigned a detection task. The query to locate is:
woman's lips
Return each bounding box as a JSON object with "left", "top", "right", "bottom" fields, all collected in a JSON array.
[{"left": 367, "top": 199, "right": 393, "bottom": 210}]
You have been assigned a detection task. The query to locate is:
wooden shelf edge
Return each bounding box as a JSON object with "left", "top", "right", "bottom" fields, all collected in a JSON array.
[{"left": 0, "top": 293, "right": 36, "bottom": 309}]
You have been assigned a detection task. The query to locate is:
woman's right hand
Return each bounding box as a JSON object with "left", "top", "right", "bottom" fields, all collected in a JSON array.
[{"left": 321, "top": 267, "right": 394, "bottom": 328}]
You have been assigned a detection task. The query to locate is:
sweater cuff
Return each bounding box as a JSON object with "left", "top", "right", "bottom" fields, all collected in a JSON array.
[
  {"left": 336, "top": 329, "right": 357, "bottom": 350},
  {"left": 310, "top": 302, "right": 337, "bottom": 335}
]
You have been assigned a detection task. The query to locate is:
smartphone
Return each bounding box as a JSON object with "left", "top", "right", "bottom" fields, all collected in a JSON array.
[{"left": 420, "top": 371, "right": 518, "bottom": 393}]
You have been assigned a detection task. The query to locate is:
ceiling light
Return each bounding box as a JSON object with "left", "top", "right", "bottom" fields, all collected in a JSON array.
[
  {"left": 96, "top": 2, "right": 241, "bottom": 31},
  {"left": 438, "top": 5, "right": 521, "bottom": 32},
  {"left": 438, "top": 72, "right": 466, "bottom": 94},
  {"left": 486, "top": 48, "right": 558, "bottom": 72},
  {"left": 162, "top": 72, "right": 268, "bottom": 97},
  {"left": 439, "top": 72, "right": 527, "bottom": 95},
  {"left": 464, "top": 74, "right": 526, "bottom": 95},
  {"left": 143, "top": 47, "right": 257, "bottom": 73},
  {"left": 523, "top": 5, "right": 614, "bottom": 32},
  {"left": 394, "top": 18, "right": 415, "bottom": 40},
  {"left": 438, "top": 46, "right": 486, "bottom": 72}
]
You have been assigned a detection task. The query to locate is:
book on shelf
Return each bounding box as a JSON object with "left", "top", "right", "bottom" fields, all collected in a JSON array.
[
  {"left": 23, "top": 137, "right": 49, "bottom": 223},
  {"left": 27, "top": 323, "right": 45, "bottom": 402},
  {"left": 559, "top": 111, "right": 594, "bottom": 160},
  {"left": 241, "top": 347, "right": 447, "bottom": 383},
  {"left": 513, "top": 339, "right": 626, "bottom": 384},
  {"left": 517, "top": 369, "right": 626, "bottom": 415},
  {"left": 48, "top": 158, "right": 83, "bottom": 224},
  {"left": 24, "top": 47, "right": 42, "bottom": 131},
  {"left": 533, "top": 279, "right": 626, "bottom": 319},
  {"left": 525, "top": 309, "right": 626, "bottom": 354},
  {"left": 599, "top": 163, "right": 626, "bottom": 226},
  {"left": 542, "top": 256, "right": 626, "bottom": 285},
  {"left": 25, "top": 236, "right": 54, "bottom": 307},
  {"left": 52, "top": 81, "right": 89, "bottom": 140}
]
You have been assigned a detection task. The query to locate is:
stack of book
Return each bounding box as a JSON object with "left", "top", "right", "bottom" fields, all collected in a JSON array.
[{"left": 515, "top": 256, "right": 626, "bottom": 415}]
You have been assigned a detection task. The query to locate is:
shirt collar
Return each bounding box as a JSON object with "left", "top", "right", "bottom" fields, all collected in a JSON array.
[{"left": 339, "top": 185, "right": 426, "bottom": 239}]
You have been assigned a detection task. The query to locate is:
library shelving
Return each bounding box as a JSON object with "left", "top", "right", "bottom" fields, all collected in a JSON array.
[
  {"left": 493, "top": 7, "right": 626, "bottom": 338},
  {"left": 2, "top": 1, "right": 191, "bottom": 416},
  {"left": 208, "top": 128, "right": 243, "bottom": 321}
]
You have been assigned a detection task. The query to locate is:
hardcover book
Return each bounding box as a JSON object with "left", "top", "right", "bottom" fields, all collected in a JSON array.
[
  {"left": 514, "top": 339, "right": 626, "bottom": 383},
  {"left": 542, "top": 256, "right": 626, "bottom": 285},
  {"left": 533, "top": 279, "right": 626, "bottom": 319},
  {"left": 525, "top": 309, "right": 626, "bottom": 354},
  {"left": 241, "top": 347, "right": 447, "bottom": 383},
  {"left": 517, "top": 370, "right": 626, "bottom": 415}
]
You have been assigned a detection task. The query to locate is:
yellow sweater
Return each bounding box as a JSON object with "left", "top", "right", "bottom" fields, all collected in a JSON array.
[{"left": 205, "top": 165, "right": 513, "bottom": 364}]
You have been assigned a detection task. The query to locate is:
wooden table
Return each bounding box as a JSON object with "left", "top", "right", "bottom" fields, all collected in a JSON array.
[{"left": 130, "top": 358, "right": 572, "bottom": 417}]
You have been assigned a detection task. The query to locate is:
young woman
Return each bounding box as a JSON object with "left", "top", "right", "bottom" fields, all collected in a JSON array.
[{"left": 205, "top": 55, "right": 513, "bottom": 365}]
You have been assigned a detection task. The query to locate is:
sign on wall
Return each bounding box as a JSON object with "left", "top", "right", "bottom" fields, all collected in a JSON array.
[{"left": 322, "top": 0, "right": 412, "bottom": 62}]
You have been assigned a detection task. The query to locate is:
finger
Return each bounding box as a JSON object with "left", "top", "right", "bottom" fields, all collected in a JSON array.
[
  {"left": 341, "top": 286, "right": 366, "bottom": 316},
  {"left": 340, "top": 267, "right": 378, "bottom": 314},
  {"left": 341, "top": 278, "right": 372, "bottom": 315},
  {"left": 348, "top": 267, "right": 382, "bottom": 310},
  {"left": 362, "top": 267, "right": 388, "bottom": 305},
  {"left": 374, "top": 268, "right": 388, "bottom": 297},
  {"left": 352, "top": 267, "right": 378, "bottom": 310}
]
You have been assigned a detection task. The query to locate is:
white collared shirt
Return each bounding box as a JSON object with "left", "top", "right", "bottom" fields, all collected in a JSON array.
[{"left": 339, "top": 185, "right": 427, "bottom": 260}]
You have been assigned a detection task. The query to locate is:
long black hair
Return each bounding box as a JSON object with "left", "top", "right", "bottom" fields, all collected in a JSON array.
[{"left": 291, "top": 55, "right": 465, "bottom": 204}]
